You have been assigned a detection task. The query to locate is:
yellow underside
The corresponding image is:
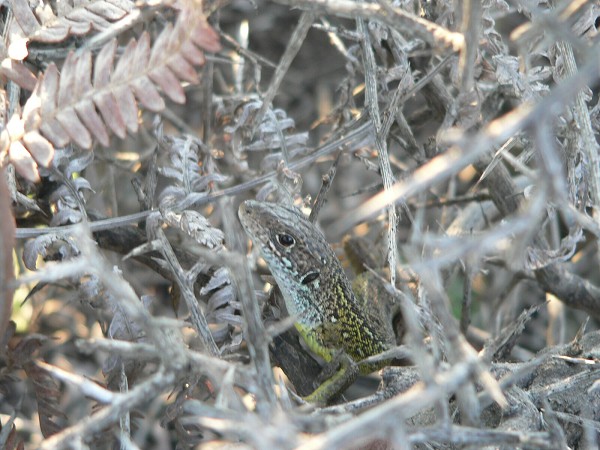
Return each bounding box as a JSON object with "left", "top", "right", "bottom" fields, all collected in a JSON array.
[{"left": 294, "top": 322, "right": 333, "bottom": 362}]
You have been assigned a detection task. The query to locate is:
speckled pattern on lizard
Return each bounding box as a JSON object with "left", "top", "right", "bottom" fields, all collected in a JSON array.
[{"left": 239, "top": 200, "right": 396, "bottom": 404}]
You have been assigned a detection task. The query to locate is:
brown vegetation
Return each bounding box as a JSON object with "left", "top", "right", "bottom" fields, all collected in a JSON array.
[{"left": 1, "top": 0, "right": 600, "bottom": 448}]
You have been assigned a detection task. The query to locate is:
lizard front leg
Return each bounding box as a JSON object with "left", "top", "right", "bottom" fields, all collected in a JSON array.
[{"left": 303, "top": 351, "right": 360, "bottom": 406}]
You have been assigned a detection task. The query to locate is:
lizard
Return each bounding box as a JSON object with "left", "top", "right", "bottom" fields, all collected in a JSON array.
[{"left": 238, "top": 199, "right": 399, "bottom": 405}]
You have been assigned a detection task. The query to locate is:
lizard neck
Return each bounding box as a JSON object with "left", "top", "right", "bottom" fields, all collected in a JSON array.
[{"left": 273, "top": 261, "right": 354, "bottom": 327}]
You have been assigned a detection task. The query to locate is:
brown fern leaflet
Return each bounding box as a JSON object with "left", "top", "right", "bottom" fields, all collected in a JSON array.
[
  {"left": 8, "top": 0, "right": 133, "bottom": 44},
  {"left": 2, "top": 9, "right": 221, "bottom": 182}
]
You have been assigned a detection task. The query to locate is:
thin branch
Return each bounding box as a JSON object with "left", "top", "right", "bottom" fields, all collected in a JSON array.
[
  {"left": 335, "top": 45, "right": 600, "bottom": 233},
  {"left": 358, "top": 17, "right": 398, "bottom": 285},
  {"left": 251, "top": 12, "right": 316, "bottom": 132},
  {"left": 273, "top": 0, "right": 464, "bottom": 51}
]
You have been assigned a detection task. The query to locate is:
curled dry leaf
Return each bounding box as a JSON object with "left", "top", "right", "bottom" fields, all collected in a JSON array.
[{"left": 23, "top": 233, "right": 81, "bottom": 270}]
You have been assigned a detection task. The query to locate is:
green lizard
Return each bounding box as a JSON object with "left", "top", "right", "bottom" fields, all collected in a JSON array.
[{"left": 238, "top": 199, "right": 397, "bottom": 405}]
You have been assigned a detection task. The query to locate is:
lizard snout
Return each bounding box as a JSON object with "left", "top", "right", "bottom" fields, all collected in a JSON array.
[{"left": 238, "top": 200, "right": 255, "bottom": 220}]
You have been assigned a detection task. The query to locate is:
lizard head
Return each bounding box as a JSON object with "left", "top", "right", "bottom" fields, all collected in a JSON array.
[
  {"left": 238, "top": 200, "right": 332, "bottom": 283},
  {"left": 238, "top": 200, "right": 339, "bottom": 318}
]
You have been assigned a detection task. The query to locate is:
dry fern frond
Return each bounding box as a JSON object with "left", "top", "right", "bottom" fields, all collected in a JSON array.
[
  {"left": 1, "top": 9, "right": 221, "bottom": 182},
  {"left": 36, "top": 147, "right": 95, "bottom": 226},
  {"left": 26, "top": 362, "right": 66, "bottom": 437},
  {"left": 9, "top": 336, "right": 66, "bottom": 438},
  {"left": 8, "top": 0, "right": 134, "bottom": 44},
  {"left": 158, "top": 133, "right": 228, "bottom": 210},
  {"left": 202, "top": 266, "right": 243, "bottom": 344},
  {"left": 102, "top": 283, "right": 153, "bottom": 389},
  {"left": 223, "top": 99, "right": 309, "bottom": 165}
]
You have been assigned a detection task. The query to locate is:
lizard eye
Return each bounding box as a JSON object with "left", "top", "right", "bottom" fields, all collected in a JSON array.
[
  {"left": 301, "top": 271, "right": 319, "bottom": 284},
  {"left": 276, "top": 233, "right": 295, "bottom": 247}
]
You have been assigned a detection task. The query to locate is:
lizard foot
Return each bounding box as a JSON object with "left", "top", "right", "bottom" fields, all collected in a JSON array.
[{"left": 303, "top": 352, "right": 359, "bottom": 406}]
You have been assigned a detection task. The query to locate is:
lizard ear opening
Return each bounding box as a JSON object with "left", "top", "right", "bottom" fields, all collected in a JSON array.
[{"left": 301, "top": 271, "right": 320, "bottom": 284}]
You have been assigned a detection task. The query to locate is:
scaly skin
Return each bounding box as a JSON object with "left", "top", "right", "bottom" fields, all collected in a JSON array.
[{"left": 238, "top": 200, "right": 393, "bottom": 404}]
